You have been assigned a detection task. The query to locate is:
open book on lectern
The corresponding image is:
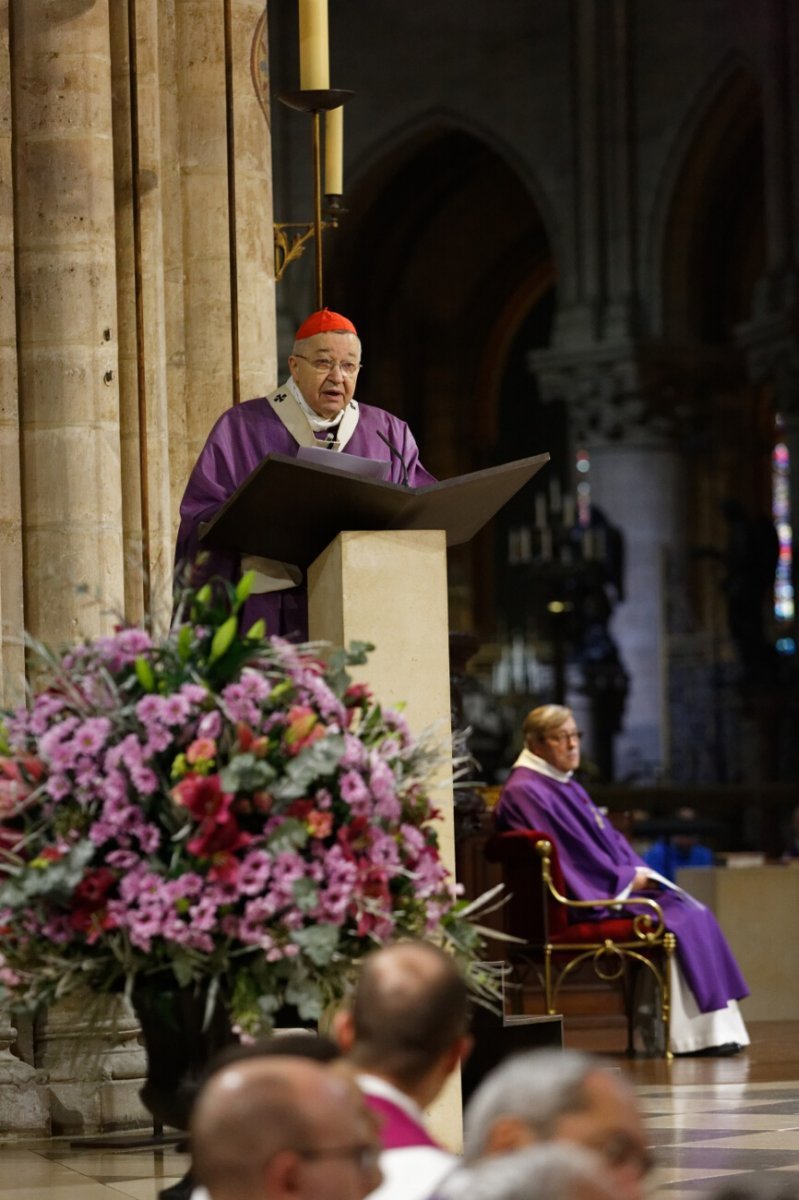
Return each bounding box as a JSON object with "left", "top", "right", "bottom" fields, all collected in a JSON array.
[{"left": 200, "top": 450, "right": 550, "bottom": 571}]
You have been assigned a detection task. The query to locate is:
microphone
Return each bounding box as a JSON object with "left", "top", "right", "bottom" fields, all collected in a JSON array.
[{"left": 376, "top": 429, "right": 410, "bottom": 487}]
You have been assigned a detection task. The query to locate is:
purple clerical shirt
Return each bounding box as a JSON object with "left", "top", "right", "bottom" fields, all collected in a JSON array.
[
  {"left": 175, "top": 394, "right": 435, "bottom": 640},
  {"left": 495, "top": 766, "right": 749, "bottom": 1015}
]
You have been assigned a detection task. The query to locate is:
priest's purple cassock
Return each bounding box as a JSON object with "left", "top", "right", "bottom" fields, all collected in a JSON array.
[
  {"left": 495, "top": 768, "right": 748, "bottom": 1014},
  {"left": 175, "top": 392, "right": 434, "bottom": 641}
]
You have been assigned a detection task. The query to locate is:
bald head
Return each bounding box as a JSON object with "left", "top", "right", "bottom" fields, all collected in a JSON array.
[
  {"left": 191, "top": 1056, "right": 380, "bottom": 1200},
  {"left": 342, "top": 940, "right": 470, "bottom": 1090}
]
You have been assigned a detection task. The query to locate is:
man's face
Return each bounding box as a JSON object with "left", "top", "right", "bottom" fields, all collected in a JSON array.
[
  {"left": 551, "top": 1072, "right": 652, "bottom": 1200},
  {"left": 295, "top": 1071, "right": 383, "bottom": 1200},
  {"left": 289, "top": 332, "right": 362, "bottom": 420},
  {"left": 533, "top": 716, "right": 582, "bottom": 774}
]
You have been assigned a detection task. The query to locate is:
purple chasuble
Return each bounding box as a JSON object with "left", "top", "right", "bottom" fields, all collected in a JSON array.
[
  {"left": 495, "top": 767, "right": 749, "bottom": 1015},
  {"left": 364, "top": 1093, "right": 441, "bottom": 1151},
  {"left": 175, "top": 394, "right": 435, "bottom": 640}
]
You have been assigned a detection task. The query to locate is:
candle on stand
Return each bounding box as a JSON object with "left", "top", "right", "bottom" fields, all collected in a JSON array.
[
  {"left": 298, "top": 0, "right": 329, "bottom": 90},
  {"left": 325, "top": 106, "right": 343, "bottom": 195}
]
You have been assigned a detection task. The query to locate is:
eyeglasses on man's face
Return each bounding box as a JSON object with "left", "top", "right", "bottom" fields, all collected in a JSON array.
[
  {"left": 547, "top": 729, "right": 583, "bottom": 745},
  {"left": 296, "top": 1144, "right": 381, "bottom": 1173},
  {"left": 591, "top": 1131, "right": 655, "bottom": 1178},
  {"left": 293, "top": 354, "right": 362, "bottom": 378}
]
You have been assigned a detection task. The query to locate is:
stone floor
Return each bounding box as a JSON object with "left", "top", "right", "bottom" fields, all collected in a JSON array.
[{"left": 0, "top": 1021, "right": 797, "bottom": 1199}]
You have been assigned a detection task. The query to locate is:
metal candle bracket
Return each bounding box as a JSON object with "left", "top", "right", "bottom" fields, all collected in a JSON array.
[{"left": 274, "top": 87, "right": 354, "bottom": 306}]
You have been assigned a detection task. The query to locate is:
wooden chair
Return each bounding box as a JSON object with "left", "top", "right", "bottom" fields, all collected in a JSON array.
[{"left": 484, "top": 829, "right": 676, "bottom": 1057}]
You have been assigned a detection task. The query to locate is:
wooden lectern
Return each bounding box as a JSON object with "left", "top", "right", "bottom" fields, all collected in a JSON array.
[{"left": 201, "top": 450, "right": 549, "bottom": 1148}]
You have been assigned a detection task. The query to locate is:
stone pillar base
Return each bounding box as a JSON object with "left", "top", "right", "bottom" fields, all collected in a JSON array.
[
  {"left": 35, "top": 990, "right": 149, "bottom": 1135},
  {"left": 0, "top": 1051, "right": 50, "bottom": 1136},
  {"left": 46, "top": 1078, "right": 150, "bottom": 1136}
]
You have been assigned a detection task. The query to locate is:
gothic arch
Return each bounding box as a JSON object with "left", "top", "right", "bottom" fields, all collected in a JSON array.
[
  {"left": 327, "top": 115, "right": 555, "bottom": 468},
  {"left": 325, "top": 116, "right": 557, "bottom": 633},
  {"left": 646, "top": 56, "right": 765, "bottom": 341}
]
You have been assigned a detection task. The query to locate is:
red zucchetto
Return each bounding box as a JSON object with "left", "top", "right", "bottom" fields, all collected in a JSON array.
[{"left": 295, "top": 308, "right": 357, "bottom": 339}]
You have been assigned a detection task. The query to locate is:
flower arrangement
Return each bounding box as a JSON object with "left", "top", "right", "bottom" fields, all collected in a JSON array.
[{"left": 0, "top": 576, "right": 490, "bottom": 1035}]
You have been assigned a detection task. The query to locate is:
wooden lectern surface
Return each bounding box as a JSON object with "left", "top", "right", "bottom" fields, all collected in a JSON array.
[{"left": 200, "top": 451, "right": 550, "bottom": 567}]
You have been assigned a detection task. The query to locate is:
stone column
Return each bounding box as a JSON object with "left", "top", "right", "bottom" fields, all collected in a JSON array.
[
  {"left": 0, "top": 0, "right": 25, "bottom": 705},
  {"left": 587, "top": 427, "right": 686, "bottom": 780},
  {"left": 559, "top": 0, "right": 601, "bottom": 343},
  {"left": 108, "top": 0, "right": 174, "bottom": 631},
  {"left": 533, "top": 351, "right": 690, "bottom": 781},
  {"left": 169, "top": 0, "right": 277, "bottom": 505},
  {"left": 12, "top": 0, "right": 125, "bottom": 644},
  {"left": 601, "top": 0, "right": 639, "bottom": 340}
]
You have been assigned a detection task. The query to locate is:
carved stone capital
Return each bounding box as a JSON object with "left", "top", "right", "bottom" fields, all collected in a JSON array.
[
  {"left": 528, "top": 342, "right": 741, "bottom": 446},
  {"left": 737, "top": 307, "right": 799, "bottom": 417}
]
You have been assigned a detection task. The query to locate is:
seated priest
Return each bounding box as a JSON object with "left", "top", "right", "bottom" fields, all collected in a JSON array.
[
  {"left": 494, "top": 705, "right": 750, "bottom": 1057},
  {"left": 175, "top": 308, "right": 434, "bottom": 640}
]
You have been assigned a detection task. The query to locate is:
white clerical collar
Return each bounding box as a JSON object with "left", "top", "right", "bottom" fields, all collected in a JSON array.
[
  {"left": 356, "top": 1073, "right": 428, "bottom": 1126},
  {"left": 285, "top": 375, "right": 347, "bottom": 431},
  {"left": 512, "top": 746, "right": 573, "bottom": 783}
]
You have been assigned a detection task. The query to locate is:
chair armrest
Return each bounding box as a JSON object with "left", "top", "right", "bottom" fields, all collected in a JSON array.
[{"left": 535, "top": 840, "right": 667, "bottom": 941}]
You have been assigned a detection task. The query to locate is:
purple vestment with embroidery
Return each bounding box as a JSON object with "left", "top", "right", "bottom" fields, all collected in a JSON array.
[
  {"left": 175, "top": 395, "right": 434, "bottom": 640},
  {"left": 495, "top": 767, "right": 749, "bottom": 1014}
]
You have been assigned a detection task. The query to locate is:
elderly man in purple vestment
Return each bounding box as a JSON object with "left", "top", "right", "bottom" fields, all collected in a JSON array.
[
  {"left": 175, "top": 309, "right": 434, "bottom": 640},
  {"left": 494, "top": 705, "right": 750, "bottom": 1057}
]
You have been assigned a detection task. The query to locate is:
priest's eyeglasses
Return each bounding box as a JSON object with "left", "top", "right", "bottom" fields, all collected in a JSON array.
[
  {"left": 547, "top": 729, "right": 583, "bottom": 744},
  {"left": 296, "top": 1144, "right": 381, "bottom": 1172},
  {"left": 294, "top": 354, "right": 362, "bottom": 378}
]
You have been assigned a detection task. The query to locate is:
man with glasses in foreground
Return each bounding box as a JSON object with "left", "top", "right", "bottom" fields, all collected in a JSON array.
[
  {"left": 494, "top": 705, "right": 749, "bottom": 1056},
  {"left": 456, "top": 1049, "right": 650, "bottom": 1200},
  {"left": 190, "top": 1055, "right": 382, "bottom": 1200},
  {"left": 176, "top": 308, "right": 434, "bottom": 639}
]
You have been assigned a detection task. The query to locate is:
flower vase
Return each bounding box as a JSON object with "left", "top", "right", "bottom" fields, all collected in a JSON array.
[{"left": 132, "top": 984, "right": 234, "bottom": 1133}]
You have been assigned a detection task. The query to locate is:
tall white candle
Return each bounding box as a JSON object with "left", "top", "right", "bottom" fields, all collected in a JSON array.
[
  {"left": 325, "top": 106, "right": 343, "bottom": 195},
  {"left": 298, "top": 0, "right": 329, "bottom": 90}
]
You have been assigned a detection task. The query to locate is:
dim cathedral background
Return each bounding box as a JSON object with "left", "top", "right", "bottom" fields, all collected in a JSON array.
[
  {"left": 4, "top": 0, "right": 796, "bottom": 789},
  {"left": 0, "top": 0, "right": 798, "bottom": 1130}
]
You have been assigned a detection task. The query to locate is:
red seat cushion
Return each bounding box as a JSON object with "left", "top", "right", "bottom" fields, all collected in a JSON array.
[
  {"left": 485, "top": 829, "right": 664, "bottom": 950},
  {"left": 551, "top": 917, "right": 639, "bottom": 942}
]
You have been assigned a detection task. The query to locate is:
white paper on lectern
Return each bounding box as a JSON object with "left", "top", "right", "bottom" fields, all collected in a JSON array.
[{"left": 295, "top": 445, "right": 390, "bottom": 481}]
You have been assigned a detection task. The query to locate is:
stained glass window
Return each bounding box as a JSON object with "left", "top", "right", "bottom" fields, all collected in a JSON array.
[{"left": 773, "top": 417, "right": 795, "bottom": 653}]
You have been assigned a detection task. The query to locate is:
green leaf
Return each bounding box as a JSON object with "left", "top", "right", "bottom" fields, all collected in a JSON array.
[
  {"left": 284, "top": 977, "right": 325, "bottom": 1021},
  {"left": 134, "top": 656, "right": 156, "bottom": 692},
  {"left": 0, "top": 841, "right": 95, "bottom": 909},
  {"left": 270, "top": 735, "right": 345, "bottom": 800},
  {"left": 245, "top": 619, "right": 266, "bottom": 641},
  {"left": 235, "top": 572, "right": 255, "bottom": 606},
  {"left": 266, "top": 818, "right": 308, "bottom": 853},
  {"left": 291, "top": 877, "right": 319, "bottom": 913},
  {"left": 177, "top": 625, "right": 193, "bottom": 663},
  {"left": 291, "top": 924, "right": 339, "bottom": 967},
  {"left": 219, "top": 753, "right": 277, "bottom": 793},
  {"left": 209, "top": 616, "right": 238, "bottom": 663}
]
